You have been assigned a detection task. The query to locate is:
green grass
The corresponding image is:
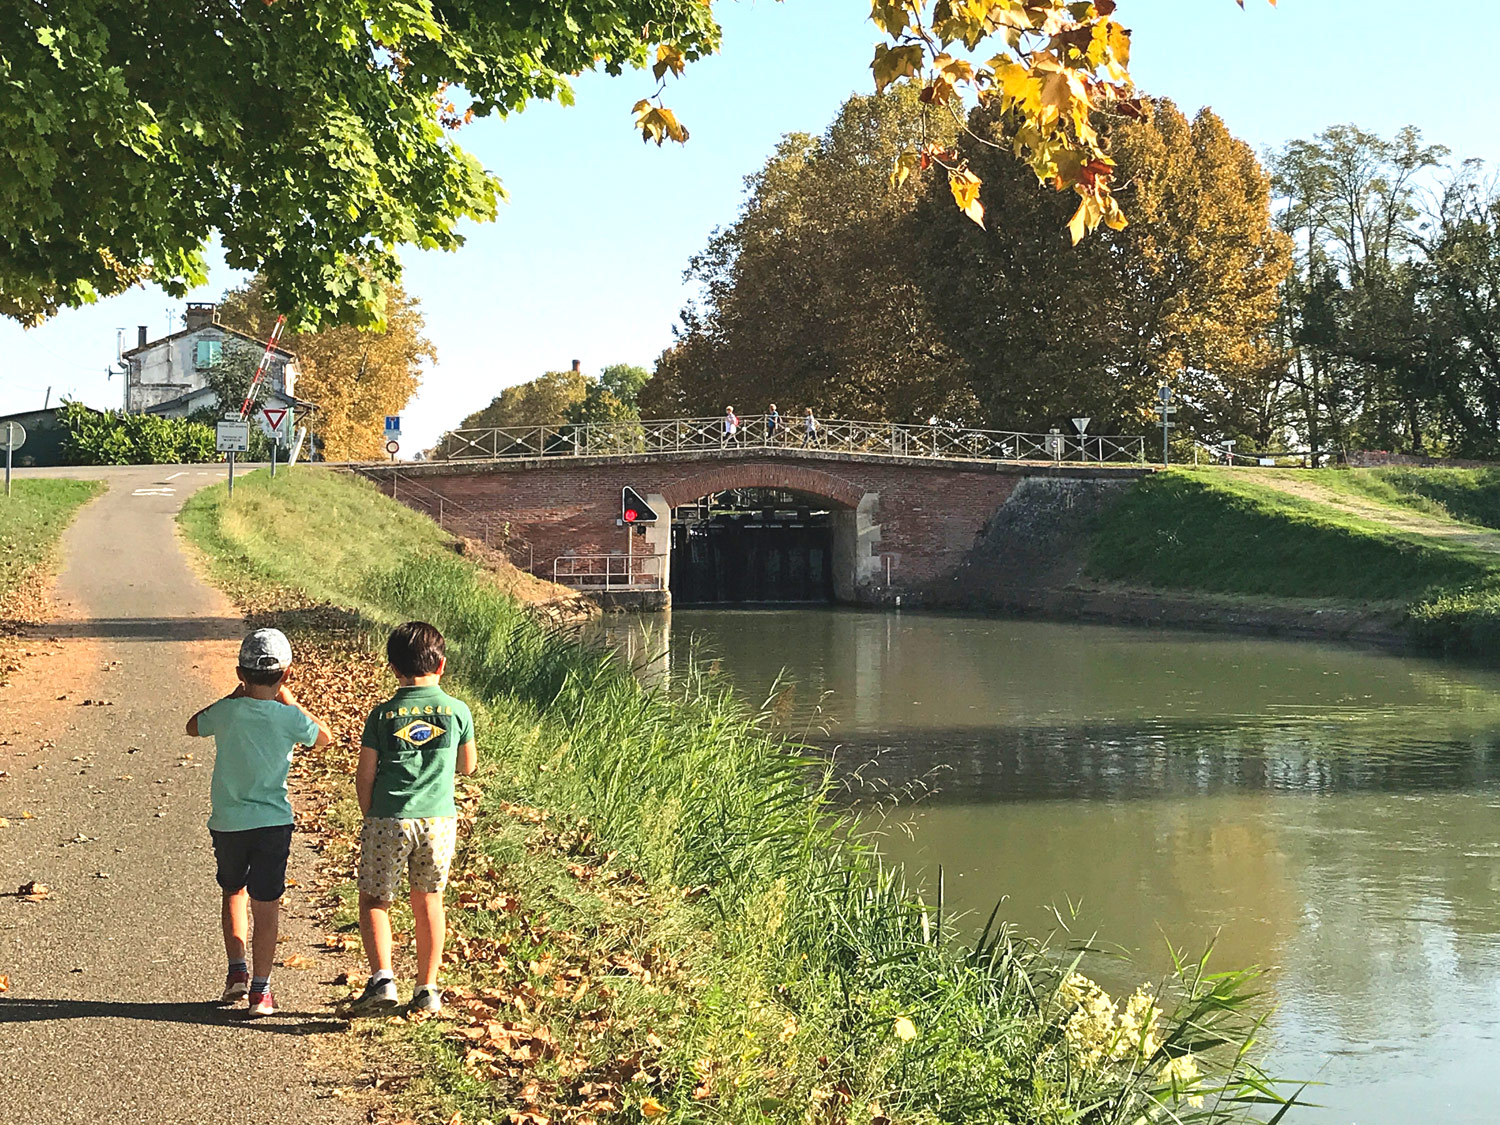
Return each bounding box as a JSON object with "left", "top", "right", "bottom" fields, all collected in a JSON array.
[
  {"left": 1089, "top": 468, "right": 1500, "bottom": 602},
  {"left": 0, "top": 478, "right": 103, "bottom": 600},
  {"left": 180, "top": 468, "right": 1292, "bottom": 1124},
  {"left": 1324, "top": 467, "right": 1500, "bottom": 530}
]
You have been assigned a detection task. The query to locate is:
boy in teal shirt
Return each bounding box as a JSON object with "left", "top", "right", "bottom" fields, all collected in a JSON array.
[
  {"left": 187, "top": 628, "right": 331, "bottom": 1016},
  {"left": 347, "top": 621, "right": 477, "bottom": 1015}
]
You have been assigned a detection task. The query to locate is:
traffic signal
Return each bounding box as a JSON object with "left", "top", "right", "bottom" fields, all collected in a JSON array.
[{"left": 621, "top": 487, "right": 659, "bottom": 524}]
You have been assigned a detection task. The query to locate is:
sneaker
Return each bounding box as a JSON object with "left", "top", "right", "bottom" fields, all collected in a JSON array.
[
  {"left": 408, "top": 985, "right": 443, "bottom": 1015},
  {"left": 221, "top": 968, "right": 251, "bottom": 1004},
  {"left": 246, "top": 988, "right": 277, "bottom": 1017},
  {"left": 342, "top": 976, "right": 399, "bottom": 1017}
]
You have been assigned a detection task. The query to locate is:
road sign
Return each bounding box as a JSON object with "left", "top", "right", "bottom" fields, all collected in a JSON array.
[
  {"left": 621, "top": 487, "right": 659, "bottom": 524},
  {"left": 1, "top": 421, "right": 26, "bottom": 451},
  {"left": 1158, "top": 385, "right": 1172, "bottom": 404},
  {"left": 260, "top": 406, "right": 289, "bottom": 440},
  {"left": 384, "top": 415, "right": 402, "bottom": 437},
  {"left": 385, "top": 439, "right": 400, "bottom": 456},
  {"left": 216, "top": 420, "right": 250, "bottom": 453},
  {"left": 1072, "top": 417, "right": 1091, "bottom": 435}
]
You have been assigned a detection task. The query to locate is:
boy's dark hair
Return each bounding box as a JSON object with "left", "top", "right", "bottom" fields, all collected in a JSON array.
[
  {"left": 239, "top": 665, "right": 286, "bottom": 688},
  {"left": 388, "top": 621, "right": 446, "bottom": 678}
]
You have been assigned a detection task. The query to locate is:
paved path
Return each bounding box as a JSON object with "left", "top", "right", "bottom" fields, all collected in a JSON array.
[
  {"left": 0, "top": 466, "right": 356, "bottom": 1125},
  {"left": 1253, "top": 471, "right": 1500, "bottom": 554}
]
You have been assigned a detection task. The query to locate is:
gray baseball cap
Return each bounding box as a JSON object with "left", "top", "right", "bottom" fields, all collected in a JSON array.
[{"left": 239, "top": 628, "right": 293, "bottom": 672}]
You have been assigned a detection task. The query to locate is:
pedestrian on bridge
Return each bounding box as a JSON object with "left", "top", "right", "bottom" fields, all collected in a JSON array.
[
  {"left": 802, "top": 408, "right": 819, "bottom": 448},
  {"left": 766, "top": 404, "right": 780, "bottom": 445},
  {"left": 723, "top": 406, "right": 739, "bottom": 445}
]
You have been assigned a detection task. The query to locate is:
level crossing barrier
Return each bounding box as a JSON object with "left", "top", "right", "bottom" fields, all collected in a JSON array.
[{"left": 429, "top": 416, "right": 1146, "bottom": 465}]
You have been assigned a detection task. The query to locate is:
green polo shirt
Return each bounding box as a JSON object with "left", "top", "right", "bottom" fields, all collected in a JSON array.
[
  {"left": 198, "top": 697, "right": 321, "bottom": 832},
  {"left": 361, "top": 685, "right": 474, "bottom": 819}
]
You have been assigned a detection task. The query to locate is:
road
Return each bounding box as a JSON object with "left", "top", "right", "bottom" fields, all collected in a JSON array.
[{"left": 0, "top": 465, "right": 357, "bottom": 1125}]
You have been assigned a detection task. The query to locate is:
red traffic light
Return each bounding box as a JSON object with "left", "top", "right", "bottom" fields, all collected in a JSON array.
[{"left": 620, "top": 487, "right": 658, "bottom": 524}]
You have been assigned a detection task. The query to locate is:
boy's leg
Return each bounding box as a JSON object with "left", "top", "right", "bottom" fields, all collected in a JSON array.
[
  {"left": 249, "top": 897, "right": 281, "bottom": 981},
  {"left": 410, "top": 890, "right": 445, "bottom": 989},
  {"left": 222, "top": 887, "right": 249, "bottom": 964},
  {"left": 359, "top": 892, "right": 394, "bottom": 974},
  {"left": 409, "top": 818, "right": 458, "bottom": 991}
]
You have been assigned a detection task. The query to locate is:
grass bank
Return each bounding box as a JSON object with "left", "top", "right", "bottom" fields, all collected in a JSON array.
[
  {"left": 0, "top": 479, "right": 102, "bottom": 603},
  {"left": 181, "top": 468, "right": 1290, "bottom": 1124},
  {"left": 1088, "top": 468, "right": 1500, "bottom": 653}
]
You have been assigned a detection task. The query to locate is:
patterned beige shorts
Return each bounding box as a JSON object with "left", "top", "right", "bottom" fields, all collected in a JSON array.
[{"left": 358, "top": 816, "right": 458, "bottom": 901}]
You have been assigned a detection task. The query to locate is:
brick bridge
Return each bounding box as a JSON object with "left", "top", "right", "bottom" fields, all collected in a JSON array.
[{"left": 359, "top": 449, "right": 1149, "bottom": 606}]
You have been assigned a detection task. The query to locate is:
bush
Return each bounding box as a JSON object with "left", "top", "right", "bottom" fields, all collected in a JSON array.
[{"left": 57, "top": 400, "right": 220, "bottom": 465}]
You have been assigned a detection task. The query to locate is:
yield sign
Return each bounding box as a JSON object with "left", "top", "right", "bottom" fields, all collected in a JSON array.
[{"left": 261, "top": 407, "right": 288, "bottom": 434}]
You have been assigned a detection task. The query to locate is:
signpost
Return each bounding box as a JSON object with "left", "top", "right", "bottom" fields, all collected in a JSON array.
[
  {"left": 384, "top": 416, "right": 402, "bottom": 462},
  {"left": 1072, "top": 417, "right": 1091, "bottom": 462},
  {"left": 260, "top": 406, "right": 290, "bottom": 477},
  {"left": 385, "top": 439, "right": 400, "bottom": 460},
  {"left": 217, "top": 418, "right": 250, "bottom": 497},
  {"left": 1158, "top": 385, "right": 1176, "bottom": 467},
  {"left": 2, "top": 421, "right": 26, "bottom": 497}
]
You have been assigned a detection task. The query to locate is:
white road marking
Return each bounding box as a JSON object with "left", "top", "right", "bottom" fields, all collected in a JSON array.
[
  {"left": 164, "top": 471, "right": 187, "bottom": 480},
  {"left": 132, "top": 488, "right": 176, "bottom": 497}
]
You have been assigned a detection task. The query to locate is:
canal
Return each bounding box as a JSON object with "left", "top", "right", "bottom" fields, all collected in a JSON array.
[{"left": 599, "top": 607, "right": 1500, "bottom": 1124}]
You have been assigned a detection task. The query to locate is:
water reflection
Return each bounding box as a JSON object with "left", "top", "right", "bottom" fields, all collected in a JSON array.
[{"left": 602, "top": 608, "right": 1500, "bottom": 1124}]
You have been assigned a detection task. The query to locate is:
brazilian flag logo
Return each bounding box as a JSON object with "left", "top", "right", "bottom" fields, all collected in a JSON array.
[{"left": 394, "top": 719, "right": 445, "bottom": 746}]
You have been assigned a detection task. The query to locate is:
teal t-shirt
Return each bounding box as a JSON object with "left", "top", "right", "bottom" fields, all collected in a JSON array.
[
  {"left": 198, "top": 697, "right": 320, "bottom": 832},
  {"left": 361, "top": 685, "right": 474, "bottom": 819}
]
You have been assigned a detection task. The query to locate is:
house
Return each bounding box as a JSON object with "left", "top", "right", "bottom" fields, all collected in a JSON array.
[{"left": 122, "top": 302, "right": 315, "bottom": 420}]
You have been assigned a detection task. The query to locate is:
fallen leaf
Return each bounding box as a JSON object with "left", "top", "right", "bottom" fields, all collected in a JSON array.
[
  {"left": 280, "top": 953, "right": 316, "bottom": 969},
  {"left": 893, "top": 1015, "right": 917, "bottom": 1041},
  {"left": 0, "top": 974, "right": 9, "bottom": 992},
  {"left": 639, "top": 1098, "right": 667, "bottom": 1118},
  {"left": 18, "top": 881, "right": 50, "bottom": 901}
]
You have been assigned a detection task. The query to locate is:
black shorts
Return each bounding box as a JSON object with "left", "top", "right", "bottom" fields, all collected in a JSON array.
[{"left": 210, "top": 824, "right": 293, "bottom": 901}]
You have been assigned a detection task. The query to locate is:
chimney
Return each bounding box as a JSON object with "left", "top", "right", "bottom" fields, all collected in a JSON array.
[
  {"left": 571, "top": 359, "right": 581, "bottom": 373},
  {"left": 184, "top": 302, "right": 219, "bottom": 331},
  {"left": 137, "top": 325, "right": 148, "bottom": 349}
]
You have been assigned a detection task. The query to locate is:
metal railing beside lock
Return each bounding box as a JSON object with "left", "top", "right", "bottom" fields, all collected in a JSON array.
[
  {"left": 552, "top": 553, "right": 666, "bottom": 592},
  {"left": 429, "top": 416, "right": 1146, "bottom": 466}
]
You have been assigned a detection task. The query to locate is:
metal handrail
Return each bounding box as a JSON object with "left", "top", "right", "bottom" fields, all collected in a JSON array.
[
  {"left": 349, "top": 466, "right": 536, "bottom": 572},
  {"left": 553, "top": 552, "right": 665, "bottom": 592},
  {"left": 429, "top": 415, "right": 1145, "bottom": 466}
]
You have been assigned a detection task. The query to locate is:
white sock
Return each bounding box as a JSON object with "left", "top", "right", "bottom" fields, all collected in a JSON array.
[{"left": 370, "top": 969, "right": 393, "bottom": 985}]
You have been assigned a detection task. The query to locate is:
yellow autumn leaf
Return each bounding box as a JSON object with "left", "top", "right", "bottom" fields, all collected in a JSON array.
[
  {"left": 640, "top": 1097, "right": 667, "bottom": 1117},
  {"left": 653, "top": 43, "right": 685, "bottom": 81},
  {"left": 893, "top": 1015, "right": 918, "bottom": 1041},
  {"left": 890, "top": 150, "right": 921, "bottom": 190},
  {"left": 872, "top": 43, "right": 924, "bottom": 95},
  {"left": 949, "top": 168, "right": 985, "bottom": 228}
]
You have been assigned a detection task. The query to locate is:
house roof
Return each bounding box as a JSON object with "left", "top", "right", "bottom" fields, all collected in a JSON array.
[
  {"left": 122, "top": 323, "right": 298, "bottom": 361},
  {"left": 145, "top": 385, "right": 318, "bottom": 416}
]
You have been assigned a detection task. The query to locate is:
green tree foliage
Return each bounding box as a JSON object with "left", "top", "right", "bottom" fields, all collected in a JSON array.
[
  {"left": 568, "top": 363, "right": 653, "bottom": 425},
  {"left": 645, "top": 92, "right": 1291, "bottom": 440},
  {"left": 56, "top": 401, "right": 217, "bottom": 465},
  {"left": 2, "top": 1, "right": 1270, "bottom": 328},
  {"left": 0, "top": 0, "right": 719, "bottom": 327},
  {"left": 1270, "top": 125, "right": 1451, "bottom": 461}
]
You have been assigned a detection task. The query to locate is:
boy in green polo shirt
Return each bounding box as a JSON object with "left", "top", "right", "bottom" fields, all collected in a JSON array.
[
  {"left": 187, "top": 628, "right": 332, "bottom": 1017},
  {"left": 346, "top": 621, "right": 477, "bottom": 1016}
]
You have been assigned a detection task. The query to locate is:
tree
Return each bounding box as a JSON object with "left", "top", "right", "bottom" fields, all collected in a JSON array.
[
  {"left": 646, "top": 92, "right": 1291, "bottom": 441},
  {"left": 2, "top": 0, "right": 1269, "bottom": 327},
  {"left": 1270, "top": 125, "right": 1450, "bottom": 459},
  {"left": 568, "top": 363, "right": 653, "bottom": 425},
  {"left": 642, "top": 89, "right": 973, "bottom": 423},
  {"left": 218, "top": 275, "right": 434, "bottom": 461}
]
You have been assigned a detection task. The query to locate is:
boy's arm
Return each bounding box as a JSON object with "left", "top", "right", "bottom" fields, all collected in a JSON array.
[
  {"left": 356, "top": 745, "right": 378, "bottom": 815},
  {"left": 457, "top": 739, "right": 478, "bottom": 777},
  {"left": 276, "top": 684, "right": 332, "bottom": 749},
  {"left": 185, "top": 683, "right": 248, "bottom": 736}
]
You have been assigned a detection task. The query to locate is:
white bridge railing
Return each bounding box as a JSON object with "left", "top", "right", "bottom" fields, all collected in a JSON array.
[
  {"left": 553, "top": 552, "right": 666, "bottom": 592},
  {"left": 431, "top": 415, "right": 1145, "bottom": 465}
]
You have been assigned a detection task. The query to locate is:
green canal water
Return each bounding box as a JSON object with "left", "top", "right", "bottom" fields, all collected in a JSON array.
[{"left": 598, "top": 607, "right": 1500, "bottom": 1124}]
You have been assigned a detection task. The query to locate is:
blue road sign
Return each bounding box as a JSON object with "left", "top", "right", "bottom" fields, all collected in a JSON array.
[{"left": 384, "top": 415, "right": 401, "bottom": 435}]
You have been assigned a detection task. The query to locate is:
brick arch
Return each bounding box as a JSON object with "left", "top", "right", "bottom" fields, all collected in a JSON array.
[{"left": 660, "top": 464, "right": 866, "bottom": 510}]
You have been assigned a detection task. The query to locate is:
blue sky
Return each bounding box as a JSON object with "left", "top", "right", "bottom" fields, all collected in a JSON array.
[{"left": 3, "top": 0, "right": 1494, "bottom": 450}]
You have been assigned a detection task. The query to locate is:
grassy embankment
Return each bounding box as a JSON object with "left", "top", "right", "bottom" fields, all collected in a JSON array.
[
  {"left": 180, "top": 468, "right": 1290, "bottom": 1125},
  {"left": 1, "top": 479, "right": 104, "bottom": 676},
  {"left": 1088, "top": 467, "right": 1500, "bottom": 653}
]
